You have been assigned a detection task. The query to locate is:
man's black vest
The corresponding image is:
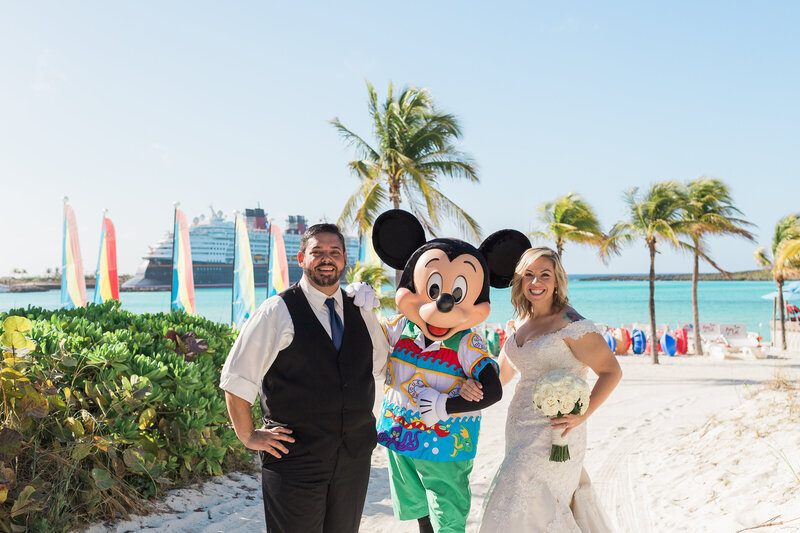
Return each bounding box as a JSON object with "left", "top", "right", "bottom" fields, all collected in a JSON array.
[{"left": 258, "top": 285, "right": 377, "bottom": 467}]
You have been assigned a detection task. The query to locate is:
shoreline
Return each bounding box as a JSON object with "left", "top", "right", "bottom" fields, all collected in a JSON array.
[
  {"left": 576, "top": 269, "right": 785, "bottom": 282},
  {"left": 1, "top": 272, "right": 788, "bottom": 293}
]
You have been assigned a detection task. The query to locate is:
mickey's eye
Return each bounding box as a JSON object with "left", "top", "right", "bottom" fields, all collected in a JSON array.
[
  {"left": 426, "top": 273, "right": 442, "bottom": 300},
  {"left": 452, "top": 276, "right": 468, "bottom": 303}
]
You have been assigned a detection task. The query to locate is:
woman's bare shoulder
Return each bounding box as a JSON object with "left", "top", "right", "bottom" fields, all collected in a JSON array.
[{"left": 556, "top": 306, "right": 586, "bottom": 328}]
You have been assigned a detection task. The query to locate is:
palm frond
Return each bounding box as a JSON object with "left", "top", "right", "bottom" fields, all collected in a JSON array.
[
  {"left": 754, "top": 246, "right": 773, "bottom": 269},
  {"left": 526, "top": 230, "right": 550, "bottom": 242},
  {"left": 329, "top": 118, "right": 380, "bottom": 161},
  {"left": 404, "top": 167, "right": 441, "bottom": 228},
  {"left": 535, "top": 192, "right": 604, "bottom": 255},
  {"left": 775, "top": 238, "right": 800, "bottom": 269},
  {"left": 600, "top": 222, "right": 637, "bottom": 259},
  {"left": 400, "top": 181, "right": 438, "bottom": 236},
  {"left": 425, "top": 186, "right": 483, "bottom": 241},
  {"left": 333, "top": 81, "right": 480, "bottom": 241},
  {"left": 345, "top": 262, "right": 396, "bottom": 311},
  {"left": 338, "top": 178, "right": 386, "bottom": 231},
  {"left": 678, "top": 239, "right": 731, "bottom": 277},
  {"left": 773, "top": 213, "right": 800, "bottom": 256},
  {"left": 417, "top": 154, "right": 479, "bottom": 183},
  {"left": 682, "top": 178, "right": 756, "bottom": 245}
]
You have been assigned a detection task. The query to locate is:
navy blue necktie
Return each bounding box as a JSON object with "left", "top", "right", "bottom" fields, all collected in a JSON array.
[{"left": 325, "top": 298, "right": 344, "bottom": 350}]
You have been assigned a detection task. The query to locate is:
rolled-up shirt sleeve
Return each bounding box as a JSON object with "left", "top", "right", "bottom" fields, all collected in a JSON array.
[
  {"left": 220, "top": 296, "right": 293, "bottom": 405},
  {"left": 360, "top": 307, "right": 392, "bottom": 378}
]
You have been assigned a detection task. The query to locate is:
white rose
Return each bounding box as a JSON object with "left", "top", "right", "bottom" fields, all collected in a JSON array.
[
  {"left": 538, "top": 383, "right": 555, "bottom": 397},
  {"left": 542, "top": 397, "right": 559, "bottom": 415},
  {"left": 566, "top": 389, "right": 580, "bottom": 405}
]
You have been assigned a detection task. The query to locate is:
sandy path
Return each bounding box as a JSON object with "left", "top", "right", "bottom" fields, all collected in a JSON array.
[{"left": 83, "top": 351, "right": 799, "bottom": 533}]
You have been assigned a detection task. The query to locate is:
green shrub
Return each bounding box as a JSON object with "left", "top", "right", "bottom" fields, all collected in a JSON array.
[{"left": 0, "top": 301, "right": 251, "bottom": 532}]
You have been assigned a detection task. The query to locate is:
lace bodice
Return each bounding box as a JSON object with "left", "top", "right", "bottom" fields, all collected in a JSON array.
[
  {"left": 480, "top": 319, "right": 615, "bottom": 533},
  {"left": 505, "top": 319, "right": 599, "bottom": 380}
]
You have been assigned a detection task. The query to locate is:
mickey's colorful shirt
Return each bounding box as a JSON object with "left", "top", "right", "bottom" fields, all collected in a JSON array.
[{"left": 377, "top": 315, "right": 498, "bottom": 461}]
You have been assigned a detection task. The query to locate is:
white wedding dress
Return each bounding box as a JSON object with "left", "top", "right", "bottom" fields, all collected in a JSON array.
[{"left": 480, "top": 320, "right": 615, "bottom": 533}]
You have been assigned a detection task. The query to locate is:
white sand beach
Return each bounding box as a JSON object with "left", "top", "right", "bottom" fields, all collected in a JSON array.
[{"left": 83, "top": 350, "right": 800, "bottom": 533}]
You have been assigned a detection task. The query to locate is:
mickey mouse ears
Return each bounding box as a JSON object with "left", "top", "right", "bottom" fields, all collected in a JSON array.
[
  {"left": 372, "top": 209, "right": 531, "bottom": 288},
  {"left": 479, "top": 229, "right": 531, "bottom": 288},
  {"left": 372, "top": 210, "right": 426, "bottom": 270}
]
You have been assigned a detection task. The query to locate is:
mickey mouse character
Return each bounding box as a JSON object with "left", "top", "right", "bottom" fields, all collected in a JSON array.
[{"left": 371, "top": 209, "right": 530, "bottom": 533}]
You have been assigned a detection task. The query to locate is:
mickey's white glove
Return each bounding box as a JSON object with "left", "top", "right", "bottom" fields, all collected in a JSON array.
[
  {"left": 417, "top": 387, "right": 449, "bottom": 428},
  {"left": 344, "top": 282, "right": 380, "bottom": 311}
]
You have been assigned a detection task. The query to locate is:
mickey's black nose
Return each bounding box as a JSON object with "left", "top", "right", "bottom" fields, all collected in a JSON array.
[{"left": 436, "top": 293, "right": 455, "bottom": 312}]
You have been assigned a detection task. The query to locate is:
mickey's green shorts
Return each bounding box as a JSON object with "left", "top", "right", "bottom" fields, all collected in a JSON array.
[{"left": 387, "top": 450, "right": 474, "bottom": 533}]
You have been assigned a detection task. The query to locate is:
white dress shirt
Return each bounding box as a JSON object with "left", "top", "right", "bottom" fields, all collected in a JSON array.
[{"left": 220, "top": 277, "right": 390, "bottom": 404}]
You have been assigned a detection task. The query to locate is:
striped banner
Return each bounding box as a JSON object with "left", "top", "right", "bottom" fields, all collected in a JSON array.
[
  {"left": 359, "top": 226, "right": 379, "bottom": 266},
  {"left": 267, "top": 223, "right": 289, "bottom": 297},
  {"left": 232, "top": 213, "right": 256, "bottom": 327},
  {"left": 93, "top": 215, "right": 119, "bottom": 303},
  {"left": 61, "top": 202, "right": 87, "bottom": 309},
  {"left": 170, "top": 208, "right": 196, "bottom": 314}
]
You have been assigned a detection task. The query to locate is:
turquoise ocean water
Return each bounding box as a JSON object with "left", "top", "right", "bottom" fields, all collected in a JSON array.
[{"left": 0, "top": 280, "right": 779, "bottom": 341}]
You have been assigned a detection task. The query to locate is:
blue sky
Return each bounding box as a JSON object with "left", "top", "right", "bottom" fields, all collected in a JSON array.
[{"left": 1, "top": 1, "right": 797, "bottom": 277}]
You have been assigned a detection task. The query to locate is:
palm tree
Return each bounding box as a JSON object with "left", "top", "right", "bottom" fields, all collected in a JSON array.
[
  {"left": 530, "top": 192, "right": 605, "bottom": 258},
  {"left": 345, "top": 262, "right": 396, "bottom": 312},
  {"left": 331, "top": 80, "right": 481, "bottom": 244},
  {"left": 754, "top": 213, "right": 800, "bottom": 350},
  {"left": 603, "top": 181, "right": 687, "bottom": 364},
  {"left": 682, "top": 178, "right": 755, "bottom": 355}
]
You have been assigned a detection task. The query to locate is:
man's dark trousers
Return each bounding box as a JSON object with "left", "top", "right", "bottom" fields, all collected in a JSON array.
[
  {"left": 261, "top": 445, "right": 371, "bottom": 532},
  {"left": 258, "top": 285, "right": 376, "bottom": 533}
]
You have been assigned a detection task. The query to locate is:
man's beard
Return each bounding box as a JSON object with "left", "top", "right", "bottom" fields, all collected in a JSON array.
[{"left": 303, "top": 263, "right": 343, "bottom": 287}]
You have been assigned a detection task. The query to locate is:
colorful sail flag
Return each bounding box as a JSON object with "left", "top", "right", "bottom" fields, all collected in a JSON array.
[
  {"left": 232, "top": 213, "right": 256, "bottom": 327},
  {"left": 267, "top": 223, "right": 289, "bottom": 297},
  {"left": 61, "top": 200, "right": 87, "bottom": 309},
  {"left": 170, "top": 206, "right": 196, "bottom": 314},
  {"left": 93, "top": 213, "right": 119, "bottom": 303},
  {"left": 358, "top": 227, "right": 379, "bottom": 266}
]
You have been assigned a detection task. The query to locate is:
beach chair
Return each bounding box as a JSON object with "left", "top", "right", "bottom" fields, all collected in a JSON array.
[
  {"left": 698, "top": 322, "right": 724, "bottom": 354},
  {"left": 718, "top": 323, "right": 765, "bottom": 360}
]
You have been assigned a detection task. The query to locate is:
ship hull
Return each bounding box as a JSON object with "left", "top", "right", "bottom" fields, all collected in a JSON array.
[
  {"left": 121, "top": 210, "right": 359, "bottom": 291},
  {"left": 122, "top": 261, "right": 305, "bottom": 290}
]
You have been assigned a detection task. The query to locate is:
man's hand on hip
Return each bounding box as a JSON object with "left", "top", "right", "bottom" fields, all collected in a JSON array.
[{"left": 244, "top": 426, "right": 295, "bottom": 458}]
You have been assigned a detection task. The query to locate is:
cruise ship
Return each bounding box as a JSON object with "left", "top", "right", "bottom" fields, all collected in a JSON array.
[{"left": 121, "top": 207, "right": 360, "bottom": 290}]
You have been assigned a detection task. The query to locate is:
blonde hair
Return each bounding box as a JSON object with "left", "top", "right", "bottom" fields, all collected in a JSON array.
[{"left": 510, "top": 247, "right": 569, "bottom": 320}]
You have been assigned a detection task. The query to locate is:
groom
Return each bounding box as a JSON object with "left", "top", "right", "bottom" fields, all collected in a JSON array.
[{"left": 219, "top": 223, "right": 386, "bottom": 533}]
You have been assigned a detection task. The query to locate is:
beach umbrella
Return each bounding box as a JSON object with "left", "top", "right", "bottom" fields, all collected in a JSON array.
[{"left": 761, "top": 281, "right": 800, "bottom": 302}]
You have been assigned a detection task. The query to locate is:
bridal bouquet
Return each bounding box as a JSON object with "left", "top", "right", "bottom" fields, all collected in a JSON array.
[{"left": 532, "top": 369, "right": 590, "bottom": 462}]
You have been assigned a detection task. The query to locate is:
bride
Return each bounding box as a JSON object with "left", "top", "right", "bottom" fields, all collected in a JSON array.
[{"left": 478, "top": 247, "right": 622, "bottom": 532}]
